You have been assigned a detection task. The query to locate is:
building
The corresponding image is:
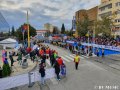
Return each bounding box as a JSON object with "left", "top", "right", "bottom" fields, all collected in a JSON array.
[
  {"left": 98, "top": 0, "right": 120, "bottom": 35},
  {"left": 76, "top": 6, "right": 98, "bottom": 23},
  {"left": 36, "top": 30, "right": 47, "bottom": 37},
  {"left": 44, "top": 23, "right": 54, "bottom": 33},
  {"left": 75, "top": 6, "right": 98, "bottom": 37}
]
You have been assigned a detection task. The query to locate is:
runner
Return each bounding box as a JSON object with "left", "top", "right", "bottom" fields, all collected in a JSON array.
[{"left": 74, "top": 53, "right": 80, "bottom": 70}]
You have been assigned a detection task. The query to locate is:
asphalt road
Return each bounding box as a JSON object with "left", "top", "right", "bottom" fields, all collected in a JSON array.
[{"left": 38, "top": 43, "right": 120, "bottom": 90}]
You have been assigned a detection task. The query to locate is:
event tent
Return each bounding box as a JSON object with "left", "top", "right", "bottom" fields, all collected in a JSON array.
[{"left": 0, "top": 38, "right": 18, "bottom": 48}]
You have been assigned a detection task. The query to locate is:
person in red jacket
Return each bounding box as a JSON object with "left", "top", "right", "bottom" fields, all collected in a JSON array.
[
  {"left": 39, "top": 49, "right": 44, "bottom": 58},
  {"left": 26, "top": 47, "right": 32, "bottom": 54},
  {"left": 57, "top": 57, "right": 63, "bottom": 66},
  {"left": 46, "top": 48, "right": 50, "bottom": 59}
]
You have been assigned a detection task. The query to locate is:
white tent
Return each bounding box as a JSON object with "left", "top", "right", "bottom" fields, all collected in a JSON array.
[
  {"left": 0, "top": 38, "right": 17, "bottom": 44},
  {"left": 0, "top": 38, "right": 17, "bottom": 49}
]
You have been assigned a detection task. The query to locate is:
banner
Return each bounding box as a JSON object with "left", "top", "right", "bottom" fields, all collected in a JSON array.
[{"left": 82, "top": 43, "right": 120, "bottom": 52}]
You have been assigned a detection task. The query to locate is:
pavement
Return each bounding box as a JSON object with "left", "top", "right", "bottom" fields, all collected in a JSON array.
[
  {"left": 1, "top": 44, "right": 120, "bottom": 90},
  {"left": 0, "top": 49, "right": 36, "bottom": 76}
]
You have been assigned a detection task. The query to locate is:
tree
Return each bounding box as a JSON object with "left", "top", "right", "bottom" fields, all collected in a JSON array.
[
  {"left": 61, "top": 23, "right": 65, "bottom": 34},
  {"left": 77, "top": 14, "right": 92, "bottom": 36},
  {"left": 15, "top": 23, "right": 37, "bottom": 41},
  {"left": 53, "top": 26, "right": 59, "bottom": 34},
  {"left": 11, "top": 26, "right": 15, "bottom": 36},
  {"left": 95, "top": 16, "right": 114, "bottom": 36},
  {"left": 2, "top": 63, "right": 11, "bottom": 77}
]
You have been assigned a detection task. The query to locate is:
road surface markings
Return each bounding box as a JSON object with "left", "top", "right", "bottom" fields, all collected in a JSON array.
[
  {"left": 64, "top": 55, "right": 74, "bottom": 61},
  {"left": 61, "top": 56, "right": 71, "bottom": 62}
]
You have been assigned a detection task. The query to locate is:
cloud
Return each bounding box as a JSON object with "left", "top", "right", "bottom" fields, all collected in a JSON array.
[{"left": 0, "top": 0, "right": 100, "bottom": 30}]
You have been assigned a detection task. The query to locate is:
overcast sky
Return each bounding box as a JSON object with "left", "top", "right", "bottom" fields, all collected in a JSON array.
[{"left": 0, "top": 0, "right": 100, "bottom": 30}]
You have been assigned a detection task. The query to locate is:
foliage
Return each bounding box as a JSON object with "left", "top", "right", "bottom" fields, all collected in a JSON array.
[
  {"left": 45, "top": 31, "right": 51, "bottom": 37},
  {"left": 65, "top": 30, "right": 73, "bottom": 36},
  {"left": 61, "top": 23, "right": 65, "bottom": 34},
  {"left": 95, "top": 16, "right": 114, "bottom": 36},
  {"left": 11, "top": 26, "right": 15, "bottom": 36},
  {"left": 53, "top": 27, "right": 59, "bottom": 34},
  {"left": 2, "top": 63, "right": 11, "bottom": 77},
  {"left": 15, "top": 23, "right": 37, "bottom": 41},
  {"left": 76, "top": 14, "right": 92, "bottom": 36}
]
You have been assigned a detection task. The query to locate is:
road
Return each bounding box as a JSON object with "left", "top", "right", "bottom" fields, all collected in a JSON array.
[{"left": 38, "top": 43, "right": 120, "bottom": 90}]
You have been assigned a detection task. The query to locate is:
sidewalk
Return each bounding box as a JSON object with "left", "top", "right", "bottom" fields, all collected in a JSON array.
[{"left": 0, "top": 49, "right": 36, "bottom": 76}]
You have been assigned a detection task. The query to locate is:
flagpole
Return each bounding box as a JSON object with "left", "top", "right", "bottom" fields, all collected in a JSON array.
[
  {"left": 23, "top": 32, "right": 24, "bottom": 43},
  {"left": 27, "top": 11, "right": 30, "bottom": 47}
]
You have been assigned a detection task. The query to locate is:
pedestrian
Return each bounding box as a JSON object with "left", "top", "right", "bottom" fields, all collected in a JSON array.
[
  {"left": 39, "top": 63, "right": 46, "bottom": 85},
  {"left": 9, "top": 52, "right": 14, "bottom": 66},
  {"left": 17, "top": 51, "right": 22, "bottom": 65},
  {"left": 46, "top": 48, "right": 49, "bottom": 59},
  {"left": 96, "top": 49, "right": 99, "bottom": 57},
  {"left": 74, "top": 53, "right": 80, "bottom": 70},
  {"left": 54, "top": 61, "right": 60, "bottom": 81},
  {"left": 102, "top": 49, "right": 104, "bottom": 57},
  {"left": 61, "top": 63, "right": 66, "bottom": 76},
  {"left": 57, "top": 57, "right": 63, "bottom": 66}
]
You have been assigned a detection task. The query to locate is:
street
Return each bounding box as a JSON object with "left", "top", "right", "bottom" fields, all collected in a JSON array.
[{"left": 37, "top": 43, "right": 120, "bottom": 90}]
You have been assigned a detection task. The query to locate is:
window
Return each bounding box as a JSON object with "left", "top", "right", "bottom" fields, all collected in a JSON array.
[
  {"left": 99, "top": 11, "right": 112, "bottom": 17},
  {"left": 115, "top": 19, "right": 120, "bottom": 23},
  {"left": 116, "top": 10, "right": 120, "bottom": 15},
  {"left": 99, "top": 3, "right": 112, "bottom": 11},
  {"left": 116, "top": 2, "right": 120, "bottom": 7}
]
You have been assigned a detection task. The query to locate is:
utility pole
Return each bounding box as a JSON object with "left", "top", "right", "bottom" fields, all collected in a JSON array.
[{"left": 27, "top": 11, "right": 30, "bottom": 47}]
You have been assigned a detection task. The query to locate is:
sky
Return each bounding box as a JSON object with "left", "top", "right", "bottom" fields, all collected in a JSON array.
[{"left": 0, "top": 0, "right": 100, "bottom": 30}]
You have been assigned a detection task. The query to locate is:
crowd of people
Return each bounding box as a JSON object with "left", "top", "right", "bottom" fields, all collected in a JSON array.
[
  {"left": 18, "top": 43, "right": 67, "bottom": 85},
  {"left": 66, "top": 36, "right": 120, "bottom": 47}
]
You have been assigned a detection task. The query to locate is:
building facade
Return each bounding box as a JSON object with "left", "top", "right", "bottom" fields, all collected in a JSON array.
[
  {"left": 98, "top": 0, "right": 120, "bottom": 35},
  {"left": 44, "top": 23, "right": 54, "bottom": 33},
  {"left": 76, "top": 6, "right": 98, "bottom": 22},
  {"left": 36, "top": 30, "right": 47, "bottom": 37},
  {"left": 75, "top": 6, "right": 98, "bottom": 37}
]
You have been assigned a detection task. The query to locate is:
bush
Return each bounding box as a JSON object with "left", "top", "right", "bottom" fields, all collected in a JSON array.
[{"left": 2, "top": 63, "right": 11, "bottom": 77}]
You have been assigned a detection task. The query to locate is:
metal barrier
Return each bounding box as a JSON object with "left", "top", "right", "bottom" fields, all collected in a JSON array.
[{"left": 28, "top": 72, "right": 34, "bottom": 87}]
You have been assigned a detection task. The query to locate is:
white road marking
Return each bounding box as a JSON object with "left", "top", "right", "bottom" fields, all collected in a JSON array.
[
  {"left": 61, "top": 56, "right": 71, "bottom": 62},
  {"left": 64, "top": 55, "right": 74, "bottom": 61}
]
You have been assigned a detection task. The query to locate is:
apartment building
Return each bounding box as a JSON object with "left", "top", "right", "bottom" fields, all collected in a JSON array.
[{"left": 98, "top": 0, "right": 120, "bottom": 35}]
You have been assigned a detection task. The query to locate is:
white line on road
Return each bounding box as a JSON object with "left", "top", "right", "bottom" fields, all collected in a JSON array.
[
  {"left": 70, "top": 54, "right": 85, "bottom": 59},
  {"left": 61, "top": 56, "right": 71, "bottom": 62},
  {"left": 64, "top": 55, "right": 74, "bottom": 61}
]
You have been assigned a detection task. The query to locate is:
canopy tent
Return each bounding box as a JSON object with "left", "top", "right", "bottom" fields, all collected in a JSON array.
[
  {"left": 0, "top": 38, "right": 17, "bottom": 44},
  {"left": 0, "top": 38, "right": 18, "bottom": 49}
]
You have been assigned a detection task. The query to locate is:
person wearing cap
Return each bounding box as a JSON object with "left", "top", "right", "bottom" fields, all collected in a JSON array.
[{"left": 74, "top": 53, "right": 80, "bottom": 70}]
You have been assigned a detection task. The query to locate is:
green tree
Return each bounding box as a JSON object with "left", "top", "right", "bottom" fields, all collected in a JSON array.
[
  {"left": 53, "top": 27, "right": 59, "bottom": 34},
  {"left": 11, "top": 26, "right": 15, "bottom": 36},
  {"left": 8, "top": 29, "right": 11, "bottom": 36},
  {"left": 77, "top": 14, "right": 92, "bottom": 36},
  {"left": 2, "top": 63, "right": 11, "bottom": 77},
  {"left": 61, "top": 23, "right": 65, "bottom": 34},
  {"left": 15, "top": 24, "right": 37, "bottom": 41},
  {"left": 96, "top": 16, "right": 114, "bottom": 36}
]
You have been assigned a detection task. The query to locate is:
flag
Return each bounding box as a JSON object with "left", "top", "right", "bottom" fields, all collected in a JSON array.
[{"left": 22, "top": 25, "right": 28, "bottom": 33}]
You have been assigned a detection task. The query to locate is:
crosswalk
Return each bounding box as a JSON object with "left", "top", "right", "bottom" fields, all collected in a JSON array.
[{"left": 44, "top": 54, "right": 88, "bottom": 67}]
